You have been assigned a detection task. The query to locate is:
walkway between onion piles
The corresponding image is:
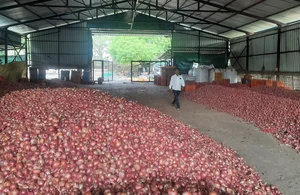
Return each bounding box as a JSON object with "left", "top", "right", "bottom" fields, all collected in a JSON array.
[{"left": 85, "top": 82, "right": 300, "bottom": 195}]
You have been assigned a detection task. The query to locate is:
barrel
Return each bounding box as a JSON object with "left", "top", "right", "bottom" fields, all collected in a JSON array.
[
  {"left": 83, "top": 71, "right": 90, "bottom": 84},
  {"left": 39, "top": 68, "right": 46, "bottom": 80},
  {"left": 29, "top": 68, "right": 38, "bottom": 82},
  {"left": 98, "top": 77, "right": 103, "bottom": 84},
  {"left": 61, "top": 71, "right": 70, "bottom": 81}
]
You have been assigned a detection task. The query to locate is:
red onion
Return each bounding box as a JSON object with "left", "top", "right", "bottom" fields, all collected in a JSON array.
[
  {"left": 185, "top": 83, "right": 300, "bottom": 153},
  {"left": 0, "top": 88, "right": 282, "bottom": 194}
]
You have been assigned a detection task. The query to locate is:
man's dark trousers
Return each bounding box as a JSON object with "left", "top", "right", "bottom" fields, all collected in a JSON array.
[{"left": 172, "top": 90, "right": 181, "bottom": 109}]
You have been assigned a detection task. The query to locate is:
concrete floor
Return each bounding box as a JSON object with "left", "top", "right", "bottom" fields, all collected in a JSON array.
[{"left": 85, "top": 82, "right": 300, "bottom": 195}]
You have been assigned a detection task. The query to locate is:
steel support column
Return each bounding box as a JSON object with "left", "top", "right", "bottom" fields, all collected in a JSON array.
[
  {"left": 226, "top": 40, "right": 229, "bottom": 66},
  {"left": 198, "top": 31, "right": 200, "bottom": 64},
  {"left": 58, "top": 28, "right": 61, "bottom": 78},
  {"left": 276, "top": 28, "right": 281, "bottom": 81},
  {"left": 171, "top": 28, "right": 174, "bottom": 66},
  {"left": 4, "top": 30, "right": 8, "bottom": 64},
  {"left": 25, "top": 36, "right": 28, "bottom": 78},
  {"left": 246, "top": 36, "right": 249, "bottom": 71}
]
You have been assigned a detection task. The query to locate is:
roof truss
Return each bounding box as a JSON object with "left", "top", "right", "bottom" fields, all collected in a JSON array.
[{"left": 0, "top": 0, "right": 299, "bottom": 38}]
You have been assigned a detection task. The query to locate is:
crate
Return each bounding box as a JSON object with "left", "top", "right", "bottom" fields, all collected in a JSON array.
[
  {"left": 156, "top": 76, "right": 162, "bottom": 86},
  {"left": 272, "top": 81, "right": 284, "bottom": 87},
  {"left": 71, "top": 71, "right": 81, "bottom": 84},
  {"left": 264, "top": 80, "right": 273, "bottom": 87},
  {"left": 215, "top": 72, "right": 223, "bottom": 81},
  {"left": 186, "top": 80, "right": 196, "bottom": 85},
  {"left": 184, "top": 84, "right": 196, "bottom": 92},
  {"left": 222, "top": 79, "right": 230, "bottom": 84}
]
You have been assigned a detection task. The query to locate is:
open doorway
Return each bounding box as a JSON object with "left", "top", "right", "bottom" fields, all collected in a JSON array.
[{"left": 92, "top": 34, "right": 171, "bottom": 82}]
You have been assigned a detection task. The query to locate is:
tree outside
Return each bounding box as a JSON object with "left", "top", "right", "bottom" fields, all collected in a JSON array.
[{"left": 92, "top": 35, "right": 171, "bottom": 81}]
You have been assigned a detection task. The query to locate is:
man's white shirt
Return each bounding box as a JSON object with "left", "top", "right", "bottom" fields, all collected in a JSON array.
[{"left": 169, "top": 74, "right": 185, "bottom": 91}]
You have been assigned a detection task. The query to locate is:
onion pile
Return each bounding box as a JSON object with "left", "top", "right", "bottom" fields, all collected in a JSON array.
[
  {"left": 0, "top": 88, "right": 281, "bottom": 194},
  {"left": 185, "top": 84, "right": 300, "bottom": 153},
  {"left": 251, "top": 86, "right": 300, "bottom": 101},
  {"left": 0, "top": 79, "right": 78, "bottom": 98}
]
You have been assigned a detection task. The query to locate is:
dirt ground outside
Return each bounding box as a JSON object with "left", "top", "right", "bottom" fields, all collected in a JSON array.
[{"left": 84, "top": 82, "right": 300, "bottom": 195}]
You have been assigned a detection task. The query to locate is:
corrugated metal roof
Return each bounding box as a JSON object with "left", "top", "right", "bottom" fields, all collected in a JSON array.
[{"left": 0, "top": 0, "right": 300, "bottom": 38}]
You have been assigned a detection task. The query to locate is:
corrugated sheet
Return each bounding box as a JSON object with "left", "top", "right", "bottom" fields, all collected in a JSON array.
[
  {"left": 0, "top": 30, "right": 21, "bottom": 46},
  {"left": 280, "top": 22, "right": 300, "bottom": 72},
  {"left": 248, "top": 55, "right": 277, "bottom": 71},
  {"left": 67, "top": 22, "right": 88, "bottom": 28},
  {"left": 230, "top": 22, "right": 300, "bottom": 73},
  {"left": 59, "top": 42, "right": 90, "bottom": 54},
  {"left": 230, "top": 38, "right": 247, "bottom": 57},
  {"left": 60, "top": 55, "right": 89, "bottom": 66},
  {"left": 249, "top": 33, "right": 277, "bottom": 55},
  {"left": 173, "top": 32, "right": 199, "bottom": 48},
  {"left": 29, "top": 27, "right": 92, "bottom": 68},
  {"left": 250, "top": 29, "right": 277, "bottom": 39},
  {"left": 30, "top": 54, "right": 59, "bottom": 66},
  {"left": 231, "top": 56, "right": 247, "bottom": 70},
  {"left": 60, "top": 28, "right": 89, "bottom": 42},
  {"left": 281, "top": 27, "right": 300, "bottom": 52},
  {"left": 280, "top": 53, "right": 300, "bottom": 72},
  {"left": 30, "top": 41, "right": 58, "bottom": 54},
  {"left": 173, "top": 31, "right": 226, "bottom": 49},
  {"left": 30, "top": 29, "right": 59, "bottom": 41},
  {"left": 282, "top": 22, "right": 300, "bottom": 31}
]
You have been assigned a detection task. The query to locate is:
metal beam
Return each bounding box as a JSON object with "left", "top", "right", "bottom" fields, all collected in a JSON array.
[
  {"left": 199, "top": 0, "right": 236, "bottom": 24},
  {"left": 25, "top": 35, "right": 28, "bottom": 78},
  {"left": 202, "top": 0, "right": 266, "bottom": 32},
  {"left": 14, "top": 0, "right": 57, "bottom": 28},
  {"left": 194, "top": 0, "right": 283, "bottom": 26},
  {"left": 130, "top": 0, "right": 139, "bottom": 30},
  {"left": 4, "top": 31, "right": 8, "bottom": 64},
  {"left": 246, "top": 36, "right": 249, "bottom": 71},
  {"left": 220, "top": 4, "right": 300, "bottom": 35},
  {"left": 276, "top": 28, "right": 281, "bottom": 72},
  {"left": 27, "top": 4, "right": 232, "bottom": 12},
  {"left": 140, "top": 1, "right": 248, "bottom": 34},
  {"left": 0, "top": 0, "right": 52, "bottom": 11},
  {"left": 3, "top": 0, "right": 128, "bottom": 28}
]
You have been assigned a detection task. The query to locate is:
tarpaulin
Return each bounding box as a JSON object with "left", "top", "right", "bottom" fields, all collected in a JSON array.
[{"left": 0, "top": 61, "right": 26, "bottom": 82}]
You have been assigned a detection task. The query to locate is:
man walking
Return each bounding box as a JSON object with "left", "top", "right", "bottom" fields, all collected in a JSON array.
[{"left": 169, "top": 68, "right": 185, "bottom": 110}]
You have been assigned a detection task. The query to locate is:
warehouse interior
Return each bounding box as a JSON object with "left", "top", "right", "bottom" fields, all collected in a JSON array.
[{"left": 1, "top": 0, "right": 300, "bottom": 195}]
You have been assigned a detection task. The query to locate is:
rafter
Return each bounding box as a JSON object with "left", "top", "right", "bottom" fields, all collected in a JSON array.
[
  {"left": 140, "top": 1, "right": 248, "bottom": 34},
  {"left": 14, "top": 0, "right": 57, "bottom": 28},
  {"left": 3, "top": 0, "right": 128, "bottom": 28},
  {"left": 0, "top": 0, "right": 52, "bottom": 11},
  {"left": 194, "top": 0, "right": 283, "bottom": 26},
  {"left": 26, "top": 4, "right": 233, "bottom": 12},
  {"left": 219, "top": 3, "right": 300, "bottom": 35}
]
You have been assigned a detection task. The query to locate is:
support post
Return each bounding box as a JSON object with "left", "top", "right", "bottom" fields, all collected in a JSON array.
[
  {"left": 226, "top": 40, "right": 229, "bottom": 66},
  {"left": 198, "top": 31, "right": 200, "bottom": 64},
  {"left": 92, "top": 60, "right": 95, "bottom": 81},
  {"left": 276, "top": 28, "right": 281, "bottom": 81},
  {"left": 102, "top": 60, "right": 104, "bottom": 81},
  {"left": 112, "top": 62, "right": 114, "bottom": 81},
  {"left": 130, "top": 61, "right": 133, "bottom": 82},
  {"left": 246, "top": 36, "right": 249, "bottom": 71},
  {"left": 58, "top": 28, "right": 60, "bottom": 79},
  {"left": 4, "top": 30, "right": 8, "bottom": 64},
  {"left": 171, "top": 27, "right": 174, "bottom": 66},
  {"left": 25, "top": 35, "right": 28, "bottom": 78}
]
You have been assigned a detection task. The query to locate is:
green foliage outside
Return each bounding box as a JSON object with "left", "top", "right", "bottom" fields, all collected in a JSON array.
[{"left": 93, "top": 35, "right": 171, "bottom": 65}]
